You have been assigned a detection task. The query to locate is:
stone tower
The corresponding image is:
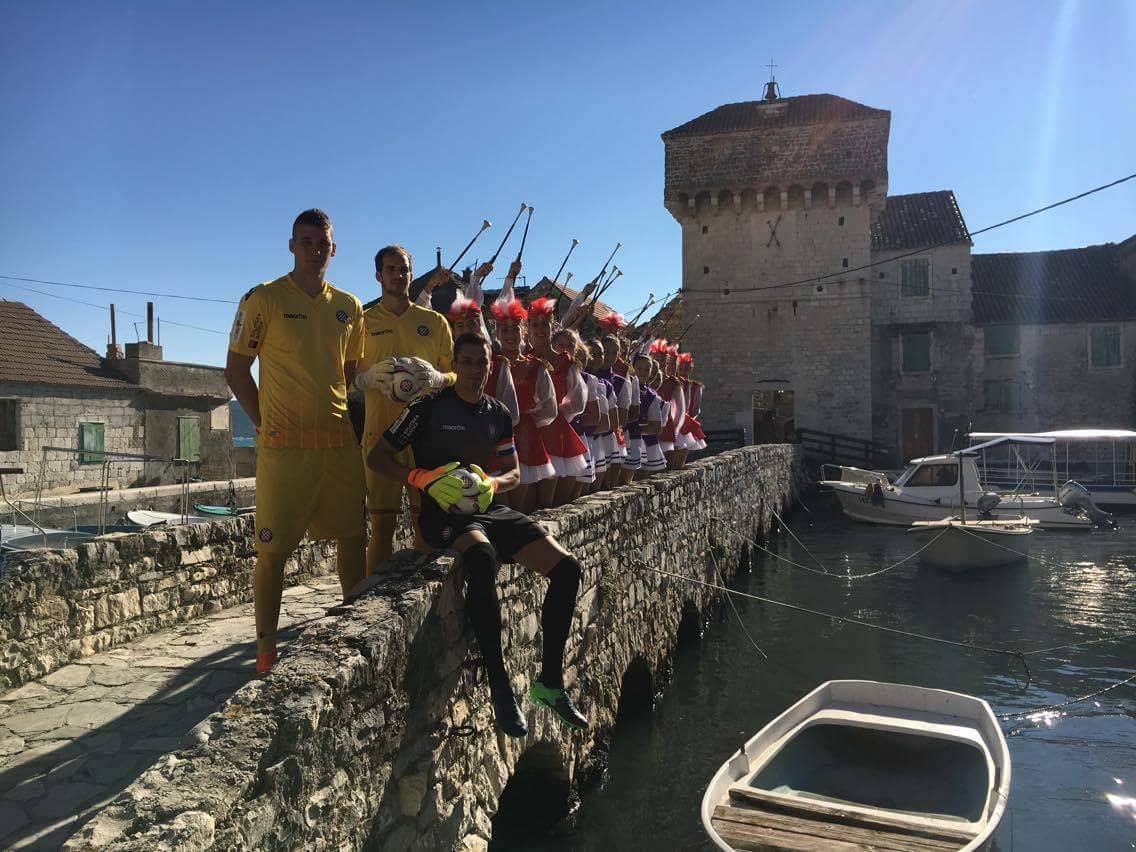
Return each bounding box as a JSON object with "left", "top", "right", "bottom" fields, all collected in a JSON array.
[{"left": 662, "top": 86, "right": 890, "bottom": 441}]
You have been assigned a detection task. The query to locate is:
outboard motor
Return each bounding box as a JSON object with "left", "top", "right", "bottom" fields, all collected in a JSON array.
[
  {"left": 975, "top": 492, "right": 1002, "bottom": 519},
  {"left": 1058, "top": 480, "right": 1116, "bottom": 528}
]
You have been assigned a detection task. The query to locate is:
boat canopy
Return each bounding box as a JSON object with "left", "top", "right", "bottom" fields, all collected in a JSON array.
[
  {"left": 965, "top": 435, "right": 1056, "bottom": 454},
  {"left": 970, "top": 429, "right": 1136, "bottom": 442}
]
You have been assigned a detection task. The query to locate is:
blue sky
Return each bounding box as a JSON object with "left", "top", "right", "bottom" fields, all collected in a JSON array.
[{"left": 1, "top": 0, "right": 1133, "bottom": 366}]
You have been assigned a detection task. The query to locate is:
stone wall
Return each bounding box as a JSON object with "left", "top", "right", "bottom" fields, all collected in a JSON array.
[
  {"left": 67, "top": 444, "right": 801, "bottom": 851},
  {"left": 976, "top": 320, "right": 1136, "bottom": 433},
  {"left": 0, "top": 384, "right": 146, "bottom": 495},
  {"left": 0, "top": 516, "right": 341, "bottom": 690}
]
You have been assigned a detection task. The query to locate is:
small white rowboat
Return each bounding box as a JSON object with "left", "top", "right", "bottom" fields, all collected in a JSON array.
[
  {"left": 702, "top": 680, "right": 1011, "bottom": 851},
  {"left": 126, "top": 510, "right": 211, "bottom": 527},
  {"left": 908, "top": 518, "right": 1035, "bottom": 571}
]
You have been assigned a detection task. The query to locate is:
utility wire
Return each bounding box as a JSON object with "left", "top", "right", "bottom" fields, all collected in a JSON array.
[
  {"left": 0, "top": 274, "right": 239, "bottom": 305},
  {"left": 684, "top": 171, "right": 1136, "bottom": 296},
  {"left": 0, "top": 280, "right": 228, "bottom": 336}
]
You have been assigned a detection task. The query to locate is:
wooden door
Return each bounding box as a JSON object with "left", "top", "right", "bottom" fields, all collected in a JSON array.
[{"left": 901, "top": 408, "right": 934, "bottom": 461}]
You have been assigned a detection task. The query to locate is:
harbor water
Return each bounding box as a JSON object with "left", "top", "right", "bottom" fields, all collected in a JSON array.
[{"left": 504, "top": 497, "right": 1136, "bottom": 851}]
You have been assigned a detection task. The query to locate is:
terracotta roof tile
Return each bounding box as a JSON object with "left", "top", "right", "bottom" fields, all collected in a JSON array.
[
  {"left": 972, "top": 243, "right": 1136, "bottom": 325},
  {"left": 0, "top": 301, "right": 135, "bottom": 389},
  {"left": 870, "top": 191, "right": 971, "bottom": 251},
  {"left": 662, "top": 94, "right": 888, "bottom": 138}
]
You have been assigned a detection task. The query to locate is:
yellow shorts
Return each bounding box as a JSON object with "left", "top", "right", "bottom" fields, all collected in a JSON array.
[
  {"left": 254, "top": 444, "right": 366, "bottom": 553},
  {"left": 364, "top": 443, "right": 422, "bottom": 517}
]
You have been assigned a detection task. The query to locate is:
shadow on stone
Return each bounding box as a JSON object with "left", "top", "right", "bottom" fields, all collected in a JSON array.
[
  {"left": 675, "top": 600, "right": 703, "bottom": 649},
  {"left": 0, "top": 619, "right": 317, "bottom": 850},
  {"left": 489, "top": 741, "right": 572, "bottom": 851},
  {"left": 615, "top": 656, "right": 655, "bottom": 723}
]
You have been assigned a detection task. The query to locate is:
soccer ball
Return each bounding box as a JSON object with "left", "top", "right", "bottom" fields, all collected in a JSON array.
[
  {"left": 450, "top": 467, "right": 482, "bottom": 514},
  {"left": 389, "top": 358, "right": 422, "bottom": 403}
]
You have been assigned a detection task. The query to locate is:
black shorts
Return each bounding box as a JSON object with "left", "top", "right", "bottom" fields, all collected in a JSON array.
[{"left": 418, "top": 504, "right": 549, "bottom": 562}]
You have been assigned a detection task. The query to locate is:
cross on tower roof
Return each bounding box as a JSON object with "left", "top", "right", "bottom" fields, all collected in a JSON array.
[
  {"left": 766, "top": 59, "right": 777, "bottom": 82},
  {"left": 762, "top": 60, "right": 781, "bottom": 101}
]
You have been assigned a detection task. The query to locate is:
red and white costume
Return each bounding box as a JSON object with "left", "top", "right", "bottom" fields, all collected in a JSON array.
[
  {"left": 541, "top": 352, "right": 590, "bottom": 478},
  {"left": 490, "top": 299, "right": 555, "bottom": 484},
  {"left": 450, "top": 296, "right": 518, "bottom": 426},
  {"left": 677, "top": 355, "right": 707, "bottom": 451}
]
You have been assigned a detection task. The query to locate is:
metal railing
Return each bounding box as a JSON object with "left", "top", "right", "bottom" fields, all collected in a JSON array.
[{"left": 796, "top": 428, "right": 892, "bottom": 470}]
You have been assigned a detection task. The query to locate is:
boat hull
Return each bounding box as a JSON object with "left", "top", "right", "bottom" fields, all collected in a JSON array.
[
  {"left": 908, "top": 524, "right": 1032, "bottom": 571},
  {"left": 702, "top": 680, "right": 1010, "bottom": 852},
  {"left": 828, "top": 483, "right": 1090, "bottom": 530}
]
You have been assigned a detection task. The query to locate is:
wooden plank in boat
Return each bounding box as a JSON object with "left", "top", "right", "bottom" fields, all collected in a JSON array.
[
  {"left": 712, "top": 804, "right": 962, "bottom": 852},
  {"left": 728, "top": 785, "right": 977, "bottom": 844}
]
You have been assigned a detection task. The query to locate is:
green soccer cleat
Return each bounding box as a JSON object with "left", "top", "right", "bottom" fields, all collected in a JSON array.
[{"left": 530, "top": 680, "right": 588, "bottom": 730}]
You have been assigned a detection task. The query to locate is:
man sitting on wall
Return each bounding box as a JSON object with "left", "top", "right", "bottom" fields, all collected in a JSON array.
[{"left": 367, "top": 331, "right": 588, "bottom": 737}]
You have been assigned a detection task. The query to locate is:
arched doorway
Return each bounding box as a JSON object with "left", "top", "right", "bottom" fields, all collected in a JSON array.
[
  {"left": 753, "top": 380, "right": 795, "bottom": 444},
  {"left": 491, "top": 742, "right": 572, "bottom": 849}
]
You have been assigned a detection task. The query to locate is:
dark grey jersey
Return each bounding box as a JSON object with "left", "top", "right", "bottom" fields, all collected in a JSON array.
[{"left": 383, "top": 387, "right": 515, "bottom": 501}]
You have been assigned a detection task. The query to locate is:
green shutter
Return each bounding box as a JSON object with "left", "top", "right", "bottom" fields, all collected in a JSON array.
[
  {"left": 1091, "top": 326, "right": 1121, "bottom": 367},
  {"left": 902, "top": 332, "right": 931, "bottom": 372},
  {"left": 900, "top": 258, "right": 930, "bottom": 297},
  {"left": 178, "top": 416, "right": 201, "bottom": 462},
  {"left": 984, "top": 325, "right": 1019, "bottom": 357},
  {"left": 79, "top": 422, "right": 105, "bottom": 464}
]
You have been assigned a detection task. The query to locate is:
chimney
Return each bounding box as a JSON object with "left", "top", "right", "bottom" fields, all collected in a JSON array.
[
  {"left": 105, "top": 303, "right": 123, "bottom": 360},
  {"left": 125, "top": 303, "right": 163, "bottom": 361}
]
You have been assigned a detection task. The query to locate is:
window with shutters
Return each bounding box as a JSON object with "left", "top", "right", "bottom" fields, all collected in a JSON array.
[
  {"left": 984, "top": 380, "right": 1023, "bottom": 412},
  {"left": 178, "top": 416, "right": 201, "bottom": 462},
  {"left": 1089, "top": 325, "right": 1121, "bottom": 368},
  {"left": 899, "top": 257, "right": 930, "bottom": 298},
  {"left": 79, "top": 422, "right": 105, "bottom": 464},
  {"left": 984, "top": 325, "right": 1020, "bottom": 357},
  {"left": 901, "top": 332, "right": 931, "bottom": 373},
  {"left": 0, "top": 400, "right": 21, "bottom": 451}
]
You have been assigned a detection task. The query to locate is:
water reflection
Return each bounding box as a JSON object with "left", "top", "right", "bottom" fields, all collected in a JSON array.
[{"left": 505, "top": 500, "right": 1136, "bottom": 852}]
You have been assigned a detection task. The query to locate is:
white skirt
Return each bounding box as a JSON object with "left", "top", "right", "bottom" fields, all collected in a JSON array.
[
  {"left": 641, "top": 441, "right": 667, "bottom": 472},
  {"left": 588, "top": 435, "right": 609, "bottom": 474},
  {"left": 519, "top": 459, "right": 556, "bottom": 485},
  {"left": 623, "top": 437, "right": 643, "bottom": 471},
  {"left": 658, "top": 440, "right": 675, "bottom": 453},
  {"left": 576, "top": 439, "right": 596, "bottom": 483},
  {"left": 550, "top": 452, "right": 589, "bottom": 478}
]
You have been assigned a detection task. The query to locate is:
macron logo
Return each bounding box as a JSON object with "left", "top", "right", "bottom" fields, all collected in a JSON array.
[
  {"left": 283, "top": 312, "right": 308, "bottom": 319},
  {"left": 441, "top": 424, "right": 466, "bottom": 432}
]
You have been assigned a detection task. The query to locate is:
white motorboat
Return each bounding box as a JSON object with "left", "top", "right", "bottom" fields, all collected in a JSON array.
[
  {"left": 126, "top": 510, "right": 211, "bottom": 528},
  {"left": 702, "top": 680, "right": 1011, "bottom": 852},
  {"left": 908, "top": 518, "right": 1035, "bottom": 571},
  {"left": 970, "top": 429, "right": 1136, "bottom": 508},
  {"left": 1, "top": 523, "right": 95, "bottom": 552},
  {"left": 821, "top": 436, "right": 1110, "bottom": 530}
]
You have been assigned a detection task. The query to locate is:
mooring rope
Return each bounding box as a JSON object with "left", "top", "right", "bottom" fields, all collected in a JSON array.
[
  {"left": 708, "top": 548, "right": 768, "bottom": 660},
  {"left": 636, "top": 561, "right": 1032, "bottom": 687},
  {"left": 714, "top": 514, "right": 951, "bottom": 580},
  {"left": 769, "top": 506, "right": 830, "bottom": 573},
  {"left": 996, "top": 669, "right": 1136, "bottom": 720}
]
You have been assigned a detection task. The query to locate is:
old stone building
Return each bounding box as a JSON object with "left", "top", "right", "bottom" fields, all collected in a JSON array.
[
  {"left": 0, "top": 301, "right": 233, "bottom": 495},
  {"left": 662, "top": 84, "right": 1136, "bottom": 462}
]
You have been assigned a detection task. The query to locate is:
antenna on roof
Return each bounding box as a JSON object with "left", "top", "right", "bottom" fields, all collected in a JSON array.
[{"left": 763, "top": 59, "right": 780, "bottom": 100}]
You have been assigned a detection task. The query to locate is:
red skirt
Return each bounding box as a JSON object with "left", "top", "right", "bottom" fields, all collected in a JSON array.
[
  {"left": 680, "top": 414, "right": 706, "bottom": 441},
  {"left": 539, "top": 416, "right": 587, "bottom": 460},
  {"left": 516, "top": 414, "right": 552, "bottom": 466}
]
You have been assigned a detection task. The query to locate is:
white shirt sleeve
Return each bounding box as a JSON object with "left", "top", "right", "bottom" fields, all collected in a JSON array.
[
  {"left": 690, "top": 383, "right": 702, "bottom": 416},
  {"left": 649, "top": 395, "right": 665, "bottom": 424},
  {"left": 673, "top": 384, "right": 687, "bottom": 425},
  {"left": 414, "top": 287, "right": 430, "bottom": 307},
  {"left": 466, "top": 269, "right": 486, "bottom": 307},
  {"left": 530, "top": 367, "right": 558, "bottom": 429},
  {"left": 561, "top": 288, "right": 588, "bottom": 324},
  {"left": 494, "top": 360, "right": 520, "bottom": 425},
  {"left": 628, "top": 375, "right": 641, "bottom": 406},
  {"left": 560, "top": 366, "right": 588, "bottom": 421},
  {"left": 500, "top": 274, "right": 517, "bottom": 305},
  {"left": 617, "top": 376, "right": 633, "bottom": 410}
]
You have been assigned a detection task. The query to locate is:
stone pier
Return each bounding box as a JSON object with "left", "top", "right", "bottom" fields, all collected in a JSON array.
[{"left": 2, "top": 445, "right": 800, "bottom": 850}]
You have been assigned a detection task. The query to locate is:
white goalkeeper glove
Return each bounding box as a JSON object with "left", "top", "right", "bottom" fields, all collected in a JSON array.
[
  {"left": 354, "top": 357, "right": 397, "bottom": 393},
  {"left": 406, "top": 356, "right": 447, "bottom": 390}
]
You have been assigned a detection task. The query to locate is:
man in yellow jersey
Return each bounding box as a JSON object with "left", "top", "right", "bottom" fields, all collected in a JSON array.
[
  {"left": 355, "top": 245, "right": 455, "bottom": 573},
  {"left": 225, "top": 208, "right": 366, "bottom": 675}
]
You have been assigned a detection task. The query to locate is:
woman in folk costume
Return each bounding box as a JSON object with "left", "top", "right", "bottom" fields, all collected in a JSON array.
[
  {"left": 582, "top": 339, "right": 612, "bottom": 493},
  {"left": 651, "top": 339, "right": 687, "bottom": 470},
  {"left": 448, "top": 295, "right": 519, "bottom": 427},
  {"left": 521, "top": 296, "right": 571, "bottom": 509},
  {"left": 614, "top": 336, "right": 641, "bottom": 485},
  {"left": 491, "top": 297, "right": 557, "bottom": 511},
  {"left": 568, "top": 334, "right": 600, "bottom": 500},
  {"left": 596, "top": 324, "right": 632, "bottom": 488},
  {"left": 631, "top": 352, "right": 667, "bottom": 476},
  {"left": 540, "top": 327, "right": 590, "bottom": 506},
  {"left": 676, "top": 351, "right": 708, "bottom": 452}
]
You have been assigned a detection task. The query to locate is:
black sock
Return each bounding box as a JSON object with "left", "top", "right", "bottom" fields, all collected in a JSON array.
[
  {"left": 462, "top": 541, "right": 509, "bottom": 690},
  {"left": 540, "top": 555, "right": 582, "bottom": 690}
]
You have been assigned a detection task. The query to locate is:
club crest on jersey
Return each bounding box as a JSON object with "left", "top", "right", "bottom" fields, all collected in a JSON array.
[
  {"left": 335, "top": 309, "right": 350, "bottom": 323},
  {"left": 258, "top": 528, "right": 273, "bottom": 542},
  {"left": 442, "top": 526, "right": 453, "bottom": 541},
  {"left": 416, "top": 325, "right": 429, "bottom": 336}
]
